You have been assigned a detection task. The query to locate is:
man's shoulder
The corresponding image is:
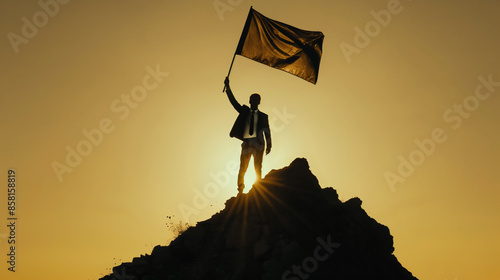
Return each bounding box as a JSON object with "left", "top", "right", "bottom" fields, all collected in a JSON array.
[
  {"left": 237, "top": 105, "right": 251, "bottom": 114},
  {"left": 258, "top": 110, "right": 269, "bottom": 117}
]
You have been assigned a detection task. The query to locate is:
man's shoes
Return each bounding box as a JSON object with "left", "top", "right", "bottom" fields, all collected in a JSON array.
[{"left": 237, "top": 184, "right": 245, "bottom": 195}]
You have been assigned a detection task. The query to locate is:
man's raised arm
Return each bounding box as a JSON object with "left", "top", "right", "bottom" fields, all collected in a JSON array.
[{"left": 224, "top": 77, "right": 242, "bottom": 112}]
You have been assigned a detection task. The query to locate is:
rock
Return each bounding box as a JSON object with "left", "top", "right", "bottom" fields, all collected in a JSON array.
[
  {"left": 99, "top": 158, "right": 418, "bottom": 280},
  {"left": 253, "top": 238, "right": 271, "bottom": 258}
]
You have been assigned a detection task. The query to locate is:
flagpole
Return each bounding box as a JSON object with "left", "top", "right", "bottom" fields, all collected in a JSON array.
[
  {"left": 223, "top": 6, "right": 253, "bottom": 92},
  {"left": 223, "top": 52, "right": 237, "bottom": 92}
]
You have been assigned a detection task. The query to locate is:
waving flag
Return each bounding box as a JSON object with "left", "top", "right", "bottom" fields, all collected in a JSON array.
[{"left": 235, "top": 7, "right": 324, "bottom": 84}]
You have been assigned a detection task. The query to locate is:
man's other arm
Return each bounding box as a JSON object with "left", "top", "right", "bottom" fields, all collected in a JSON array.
[{"left": 264, "top": 115, "right": 272, "bottom": 155}]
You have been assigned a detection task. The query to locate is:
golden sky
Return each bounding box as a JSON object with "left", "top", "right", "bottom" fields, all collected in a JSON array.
[{"left": 1, "top": 0, "right": 499, "bottom": 279}]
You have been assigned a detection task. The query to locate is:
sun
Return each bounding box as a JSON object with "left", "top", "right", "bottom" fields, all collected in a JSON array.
[
  {"left": 242, "top": 159, "right": 258, "bottom": 194},
  {"left": 243, "top": 172, "right": 257, "bottom": 193}
]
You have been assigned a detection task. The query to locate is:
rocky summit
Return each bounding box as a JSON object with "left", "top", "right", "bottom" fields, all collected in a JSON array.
[{"left": 101, "top": 158, "right": 418, "bottom": 280}]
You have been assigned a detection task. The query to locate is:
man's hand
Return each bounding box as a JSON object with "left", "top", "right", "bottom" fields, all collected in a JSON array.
[{"left": 266, "top": 146, "right": 271, "bottom": 155}]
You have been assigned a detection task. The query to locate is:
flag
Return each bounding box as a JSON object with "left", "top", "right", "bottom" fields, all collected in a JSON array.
[{"left": 235, "top": 7, "right": 324, "bottom": 84}]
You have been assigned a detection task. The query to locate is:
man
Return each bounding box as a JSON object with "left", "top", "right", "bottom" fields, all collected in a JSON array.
[{"left": 224, "top": 77, "right": 272, "bottom": 194}]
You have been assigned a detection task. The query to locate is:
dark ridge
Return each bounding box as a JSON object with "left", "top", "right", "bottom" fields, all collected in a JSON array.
[{"left": 100, "top": 158, "right": 418, "bottom": 280}]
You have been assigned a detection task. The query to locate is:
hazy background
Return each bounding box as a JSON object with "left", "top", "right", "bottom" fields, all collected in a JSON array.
[{"left": 1, "top": 0, "right": 499, "bottom": 279}]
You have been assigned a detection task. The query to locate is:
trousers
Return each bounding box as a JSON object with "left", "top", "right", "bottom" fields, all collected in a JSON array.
[{"left": 238, "top": 138, "right": 264, "bottom": 187}]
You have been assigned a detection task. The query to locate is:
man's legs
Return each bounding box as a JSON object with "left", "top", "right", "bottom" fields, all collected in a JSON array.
[
  {"left": 238, "top": 140, "right": 251, "bottom": 192},
  {"left": 253, "top": 142, "right": 264, "bottom": 181},
  {"left": 238, "top": 139, "right": 265, "bottom": 193}
]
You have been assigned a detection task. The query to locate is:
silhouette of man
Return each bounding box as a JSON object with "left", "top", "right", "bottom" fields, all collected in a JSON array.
[{"left": 224, "top": 77, "right": 272, "bottom": 194}]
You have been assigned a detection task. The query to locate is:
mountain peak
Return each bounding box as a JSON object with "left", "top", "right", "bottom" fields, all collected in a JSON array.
[{"left": 101, "top": 158, "right": 418, "bottom": 280}]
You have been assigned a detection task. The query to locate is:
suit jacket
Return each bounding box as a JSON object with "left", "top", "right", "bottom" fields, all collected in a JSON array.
[{"left": 226, "top": 88, "right": 272, "bottom": 148}]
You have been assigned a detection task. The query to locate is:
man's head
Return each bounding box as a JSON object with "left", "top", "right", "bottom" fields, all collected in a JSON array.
[{"left": 249, "top": 93, "right": 261, "bottom": 110}]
